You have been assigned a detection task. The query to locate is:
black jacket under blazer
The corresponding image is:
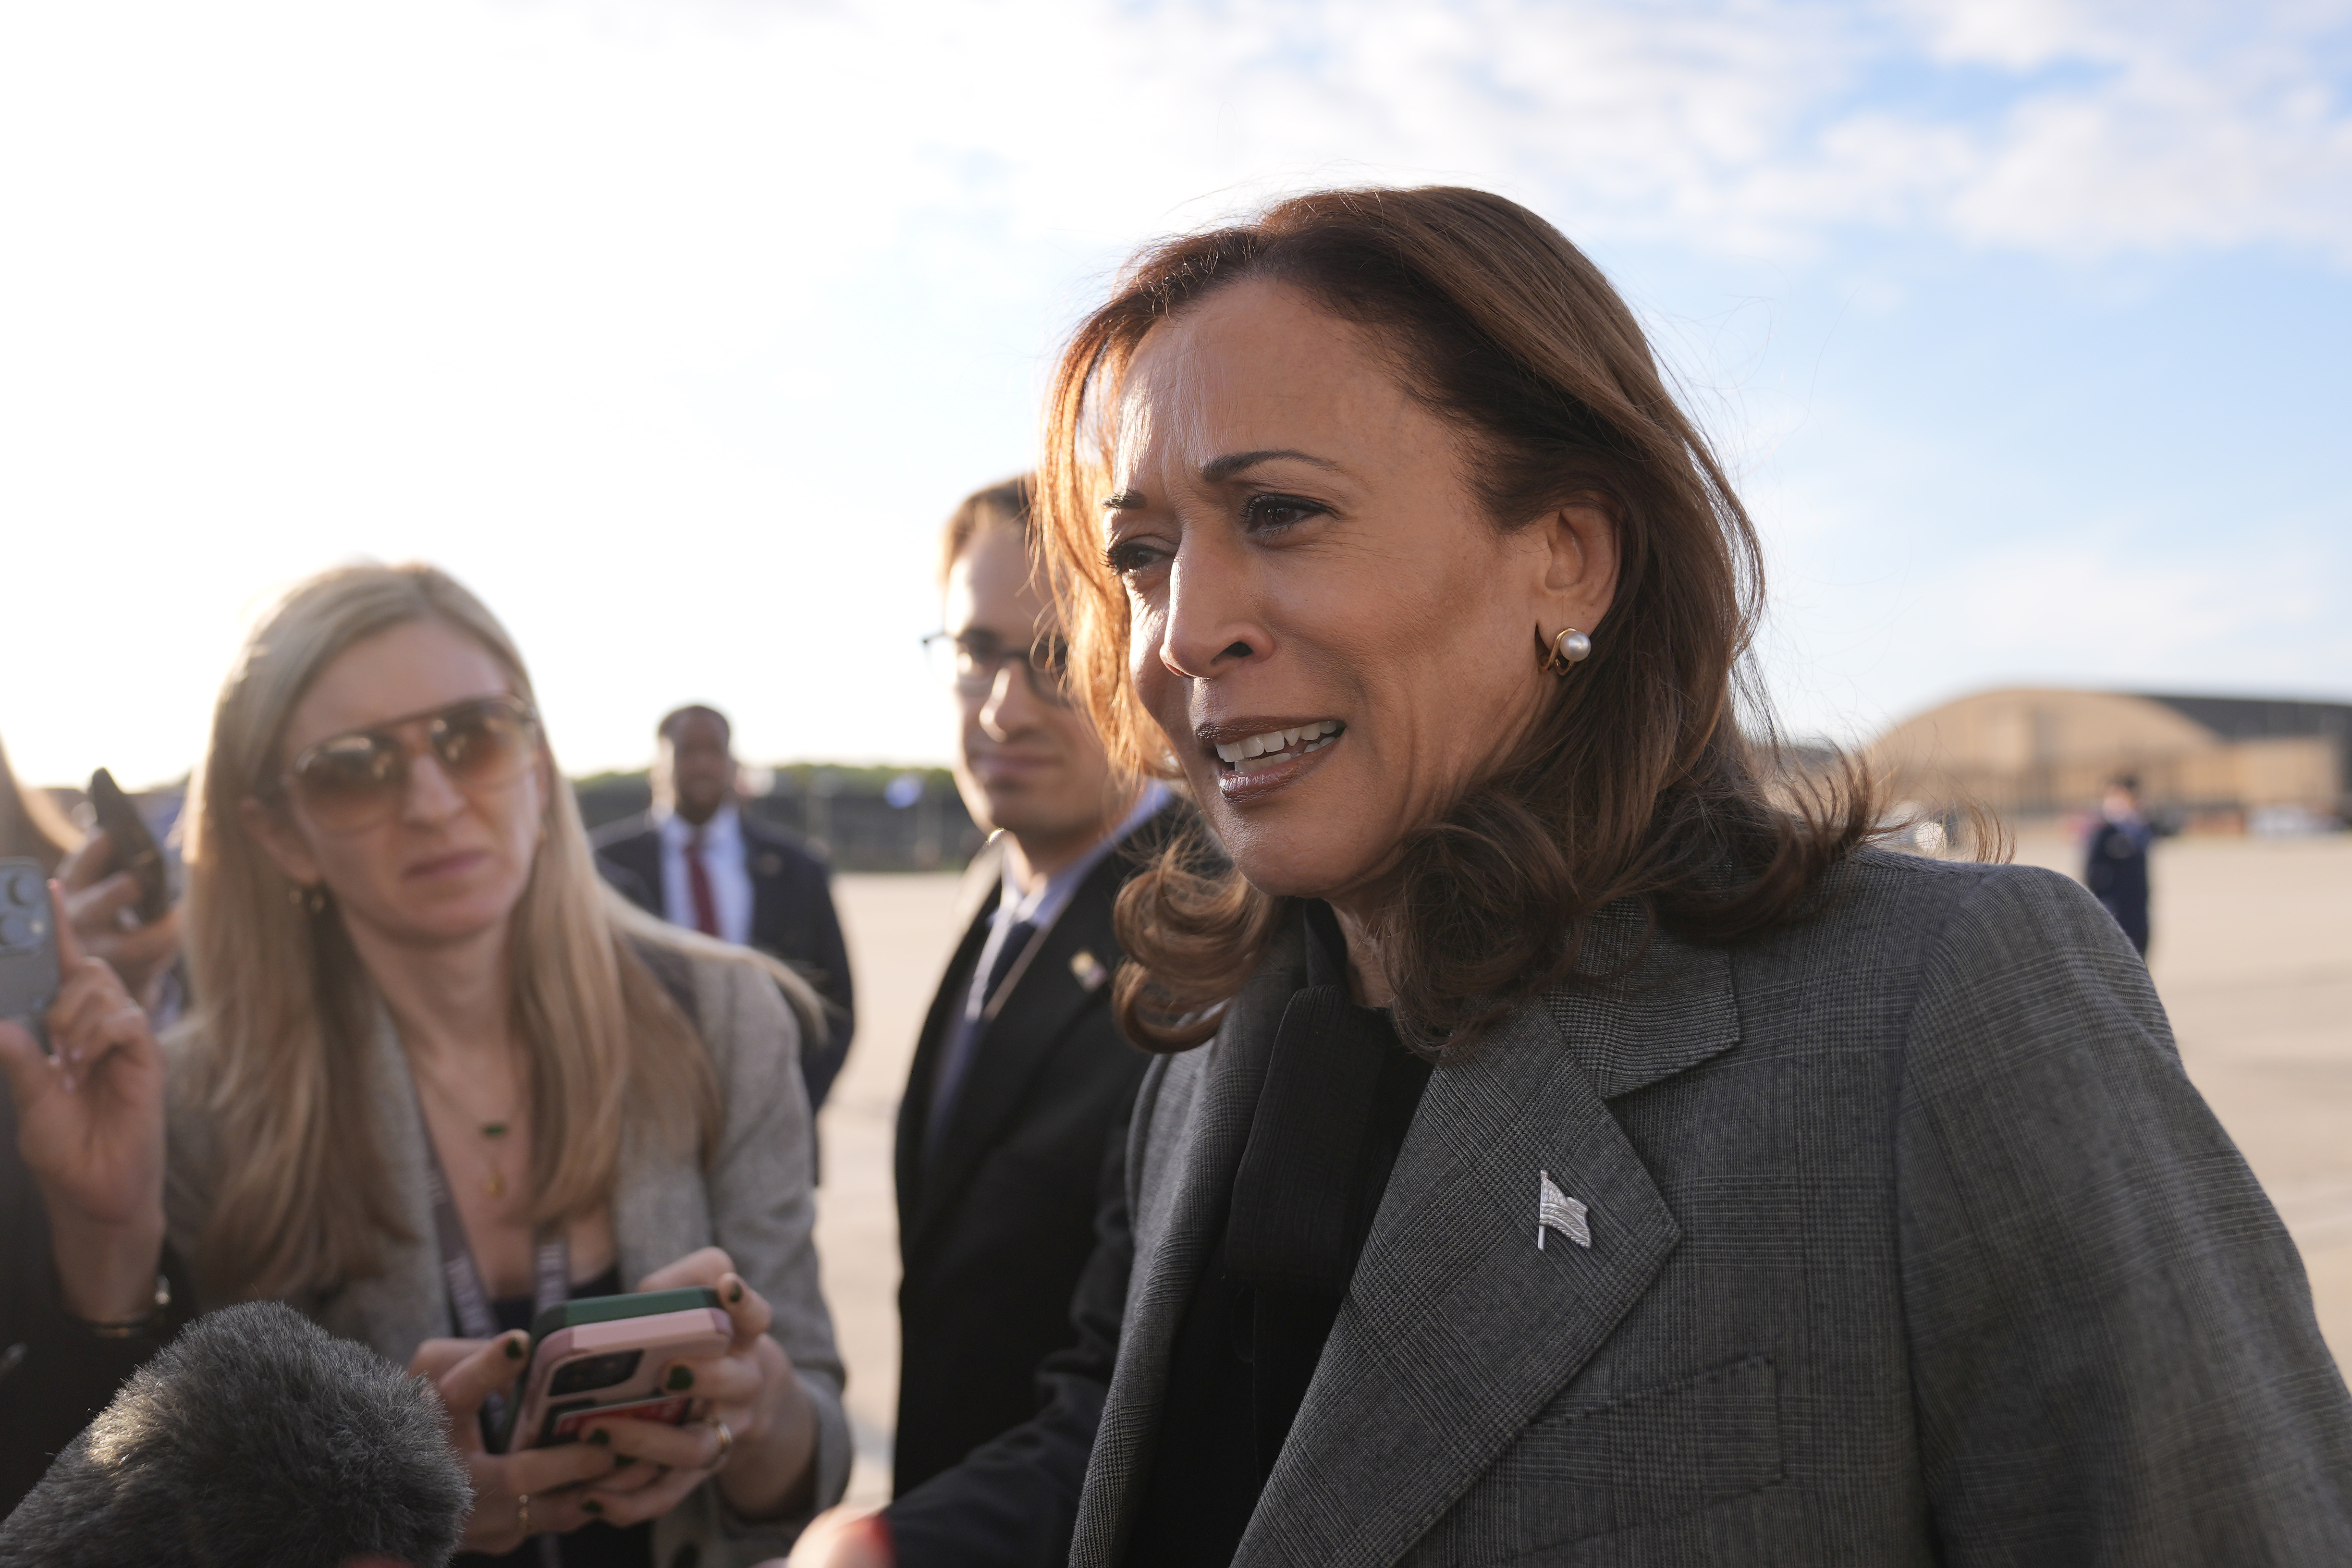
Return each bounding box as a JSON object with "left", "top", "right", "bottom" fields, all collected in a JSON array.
[
  {"left": 889, "top": 810, "right": 1168, "bottom": 1496},
  {"left": 591, "top": 809, "right": 856, "bottom": 1110}
]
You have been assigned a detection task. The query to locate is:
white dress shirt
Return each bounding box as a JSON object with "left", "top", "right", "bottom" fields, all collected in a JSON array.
[
  {"left": 956, "top": 782, "right": 1173, "bottom": 1029},
  {"left": 657, "top": 801, "right": 755, "bottom": 947}
]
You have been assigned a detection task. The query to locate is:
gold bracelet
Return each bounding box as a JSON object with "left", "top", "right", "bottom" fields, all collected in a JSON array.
[{"left": 82, "top": 1275, "right": 172, "bottom": 1340}]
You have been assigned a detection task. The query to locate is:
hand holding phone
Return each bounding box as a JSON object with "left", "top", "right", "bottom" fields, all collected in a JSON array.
[
  {"left": 85, "top": 770, "right": 171, "bottom": 924},
  {"left": 503, "top": 1288, "right": 735, "bottom": 1453},
  {"left": 0, "top": 864, "right": 168, "bottom": 1321},
  {"left": 569, "top": 1250, "right": 821, "bottom": 1529},
  {"left": 412, "top": 1333, "right": 635, "bottom": 1556},
  {"left": 58, "top": 774, "right": 184, "bottom": 1004}
]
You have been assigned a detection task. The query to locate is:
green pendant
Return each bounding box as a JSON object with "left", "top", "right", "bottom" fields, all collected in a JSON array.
[{"left": 481, "top": 1121, "right": 509, "bottom": 1139}]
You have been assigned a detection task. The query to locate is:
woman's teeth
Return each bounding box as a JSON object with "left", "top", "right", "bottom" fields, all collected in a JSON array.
[{"left": 1215, "top": 721, "right": 1342, "bottom": 773}]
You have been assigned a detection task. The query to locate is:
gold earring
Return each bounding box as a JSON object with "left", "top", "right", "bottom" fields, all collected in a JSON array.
[
  {"left": 287, "top": 882, "right": 327, "bottom": 916},
  {"left": 1546, "top": 626, "right": 1592, "bottom": 675}
]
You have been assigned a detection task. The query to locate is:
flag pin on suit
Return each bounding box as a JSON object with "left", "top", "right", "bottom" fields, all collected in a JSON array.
[{"left": 1538, "top": 1169, "right": 1590, "bottom": 1250}]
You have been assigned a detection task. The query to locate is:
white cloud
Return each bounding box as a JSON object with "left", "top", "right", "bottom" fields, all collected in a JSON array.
[
  {"left": 1755, "top": 502, "right": 2352, "bottom": 745},
  {"left": 0, "top": 0, "right": 2344, "bottom": 784}
]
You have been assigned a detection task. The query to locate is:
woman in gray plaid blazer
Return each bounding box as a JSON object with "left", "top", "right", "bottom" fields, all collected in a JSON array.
[{"left": 1001, "top": 187, "right": 2352, "bottom": 1566}]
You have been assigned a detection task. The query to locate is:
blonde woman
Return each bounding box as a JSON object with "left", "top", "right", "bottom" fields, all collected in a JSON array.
[{"left": 166, "top": 564, "right": 849, "bottom": 1565}]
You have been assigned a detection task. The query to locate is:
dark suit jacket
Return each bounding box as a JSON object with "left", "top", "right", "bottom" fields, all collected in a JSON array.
[
  {"left": 1075, "top": 849, "right": 2352, "bottom": 1565},
  {"left": 889, "top": 809, "right": 1168, "bottom": 1496},
  {"left": 592, "top": 809, "right": 855, "bottom": 1111},
  {"left": 2085, "top": 817, "right": 2154, "bottom": 951}
]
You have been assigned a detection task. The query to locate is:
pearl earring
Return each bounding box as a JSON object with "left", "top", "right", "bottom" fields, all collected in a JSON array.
[{"left": 1547, "top": 626, "right": 1592, "bottom": 675}]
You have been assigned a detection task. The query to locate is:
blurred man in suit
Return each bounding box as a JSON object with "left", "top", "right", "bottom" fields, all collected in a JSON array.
[
  {"left": 891, "top": 475, "right": 1174, "bottom": 1496},
  {"left": 2085, "top": 773, "right": 2155, "bottom": 957},
  {"left": 592, "top": 705, "right": 857, "bottom": 1109}
]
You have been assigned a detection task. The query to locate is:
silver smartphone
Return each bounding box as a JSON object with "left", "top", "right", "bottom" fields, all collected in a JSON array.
[{"left": 0, "top": 858, "right": 61, "bottom": 1052}]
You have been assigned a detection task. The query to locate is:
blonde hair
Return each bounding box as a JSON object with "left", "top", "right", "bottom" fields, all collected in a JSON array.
[
  {"left": 0, "top": 731, "right": 82, "bottom": 871},
  {"left": 178, "top": 563, "right": 754, "bottom": 1303}
]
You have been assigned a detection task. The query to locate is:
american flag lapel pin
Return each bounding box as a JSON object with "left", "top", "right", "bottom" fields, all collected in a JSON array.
[
  {"left": 1537, "top": 1169, "right": 1590, "bottom": 1250},
  {"left": 1069, "top": 949, "right": 1109, "bottom": 992}
]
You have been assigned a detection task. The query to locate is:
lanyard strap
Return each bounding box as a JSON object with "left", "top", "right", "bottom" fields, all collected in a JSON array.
[
  {"left": 414, "top": 1095, "right": 568, "bottom": 1451},
  {"left": 978, "top": 917, "right": 1048, "bottom": 1025},
  {"left": 422, "top": 1142, "right": 570, "bottom": 1339}
]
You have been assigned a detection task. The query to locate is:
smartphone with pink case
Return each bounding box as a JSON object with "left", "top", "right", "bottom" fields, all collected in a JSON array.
[{"left": 502, "top": 1286, "right": 733, "bottom": 1452}]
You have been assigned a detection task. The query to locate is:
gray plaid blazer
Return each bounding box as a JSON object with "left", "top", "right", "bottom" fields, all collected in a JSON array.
[{"left": 1070, "top": 849, "right": 2352, "bottom": 1566}]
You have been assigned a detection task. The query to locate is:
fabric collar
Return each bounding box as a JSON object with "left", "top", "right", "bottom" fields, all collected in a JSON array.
[
  {"left": 994, "top": 780, "right": 1171, "bottom": 934},
  {"left": 657, "top": 800, "right": 741, "bottom": 852}
]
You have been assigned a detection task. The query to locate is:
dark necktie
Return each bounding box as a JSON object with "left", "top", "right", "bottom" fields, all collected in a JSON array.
[
  {"left": 686, "top": 826, "right": 721, "bottom": 938},
  {"left": 927, "top": 915, "right": 1039, "bottom": 1147}
]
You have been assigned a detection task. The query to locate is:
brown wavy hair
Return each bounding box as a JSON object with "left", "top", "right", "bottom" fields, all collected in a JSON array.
[{"left": 1034, "top": 186, "right": 1878, "bottom": 1056}]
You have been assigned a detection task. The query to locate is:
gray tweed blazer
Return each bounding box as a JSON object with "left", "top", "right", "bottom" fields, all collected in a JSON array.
[
  {"left": 1071, "top": 849, "right": 2352, "bottom": 1566},
  {"left": 166, "top": 945, "right": 850, "bottom": 1568}
]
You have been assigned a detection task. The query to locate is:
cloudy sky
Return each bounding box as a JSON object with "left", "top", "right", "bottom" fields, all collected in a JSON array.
[{"left": 4, "top": 0, "right": 2347, "bottom": 786}]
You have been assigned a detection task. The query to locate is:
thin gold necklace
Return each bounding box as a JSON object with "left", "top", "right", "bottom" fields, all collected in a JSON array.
[
  {"left": 478, "top": 1118, "right": 514, "bottom": 1199},
  {"left": 413, "top": 1067, "right": 523, "bottom": 1200}
]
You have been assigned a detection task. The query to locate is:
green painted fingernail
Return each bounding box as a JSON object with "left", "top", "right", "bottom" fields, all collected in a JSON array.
[
  {"left": 504, "top": 1336, "right": 525, "bottom": 1360},
  {"left": 612, "top": 1455, "right": 636, "bottom": 1468},
  {"left": 728, "top": 1282, "right": 742, "bottom": 1304},
  {"left": 582, "top": 1498, "right": 603, "bottom": 1516},
  {"left": 666, "top": 1365, "right": 694, "bottom": 1392},
  {"left": 587, "top": 1427, "right": 610, "bottom": 1446}
]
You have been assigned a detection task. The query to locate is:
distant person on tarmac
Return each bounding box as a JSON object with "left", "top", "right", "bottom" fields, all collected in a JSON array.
[
  {"left": 2086, "top": 774, "right": 2154, "bottom": 956},
  {"left": 594, "top": 706, "right": 856, "bottom": 1111}
]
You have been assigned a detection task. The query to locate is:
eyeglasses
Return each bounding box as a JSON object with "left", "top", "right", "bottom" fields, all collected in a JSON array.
[
  {"left": 275, "top": 695, "right": 540, "bottom": 834},
  {"left": 921, "top": 631, "right": 1072, "bottom": 708}
]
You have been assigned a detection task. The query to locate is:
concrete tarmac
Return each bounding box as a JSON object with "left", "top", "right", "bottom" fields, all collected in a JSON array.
[{"left": 817, "top": 833, "right": 2352, "bottom": 1506}]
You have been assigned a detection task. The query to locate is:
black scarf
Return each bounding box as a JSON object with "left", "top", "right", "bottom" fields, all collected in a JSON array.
[{"left": 1127, "top": 902, "right": 1434, "bottom": 1566}]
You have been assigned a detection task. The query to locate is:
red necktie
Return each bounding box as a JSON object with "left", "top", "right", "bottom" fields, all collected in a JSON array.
[{"left": 686, "top": 826, "right": 720, "bottom": 938}]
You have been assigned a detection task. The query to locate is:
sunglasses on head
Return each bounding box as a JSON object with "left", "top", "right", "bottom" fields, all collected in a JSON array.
[{"left": 274, "top": 694, "right": 540, "bottom": 835}]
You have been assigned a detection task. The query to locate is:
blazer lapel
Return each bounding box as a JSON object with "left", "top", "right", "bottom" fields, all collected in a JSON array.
[
  {"left": 600, "top": 820, "right": 663, "bottom": 915},
  {"left": 1071, "top": 923, "right": 1306, "bottom": 1568},
  {"left": 312, "top": 1010, "right": 452, "bottom": 1363},
  {"left": 894, "top": 897, "right": 996, "bottom": 1226},
  {"left": 908, "top": 884, "right": 1118, "bottom": 1252},
  {"left": 907, "top": 816, "right": 1170, "bottom": 1249},
  {"left": 945, "top": 835, "right": 1007, "bottom": 934},
  {"left": 1237, "top": 919, "right": 1742, "bottom": 1568},
  {"left": 741, "top": 818, "right": 783, "bottom": 949}
]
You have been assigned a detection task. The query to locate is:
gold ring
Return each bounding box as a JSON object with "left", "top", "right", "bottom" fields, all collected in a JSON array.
[
  {"left": 710, "top": 1419, "right": 733, "bottom": 1470},
  {"left": 516, "top": 1493, "right": 532, "bottom": 1536}
]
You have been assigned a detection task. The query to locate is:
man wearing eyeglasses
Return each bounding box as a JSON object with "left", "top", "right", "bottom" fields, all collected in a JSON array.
[{"left": 890, "top": 475, "right": 1175, "bottom": 1507}]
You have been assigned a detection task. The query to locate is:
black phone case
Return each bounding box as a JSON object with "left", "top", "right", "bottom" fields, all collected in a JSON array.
[
  {"left": 86, "top": 769, "right": 171, "bottom": 924},
  {"left": 0, "top": 858, "right": 61, "bottom": 1050}
]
